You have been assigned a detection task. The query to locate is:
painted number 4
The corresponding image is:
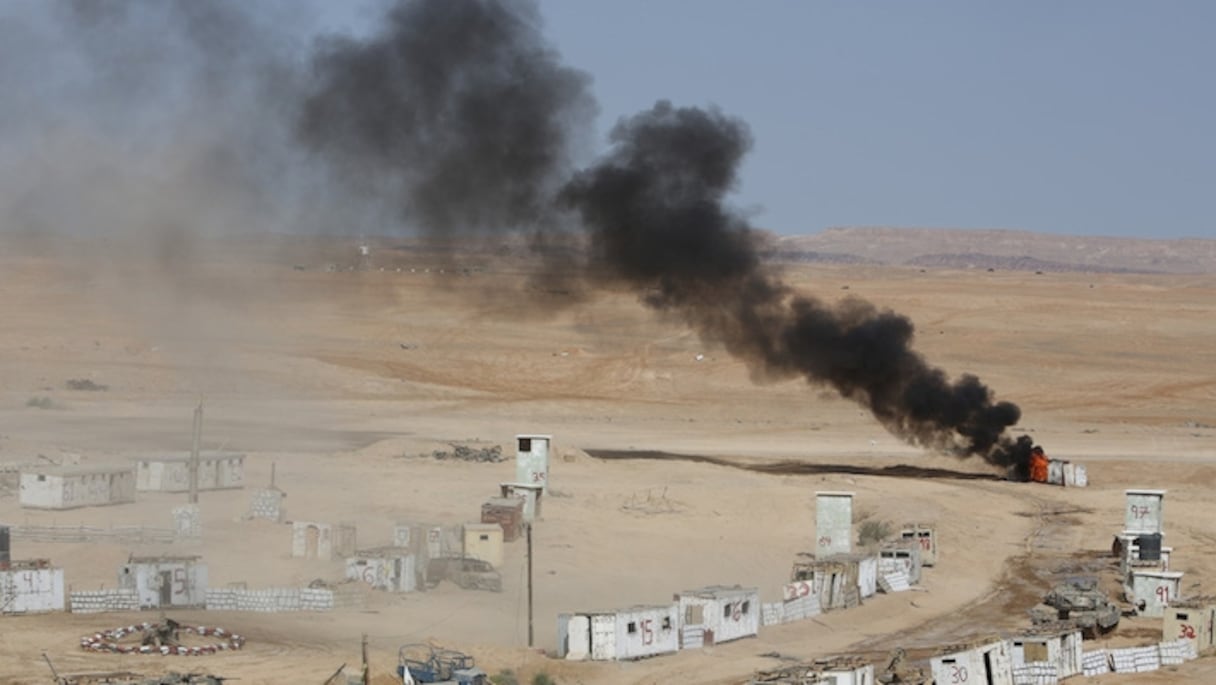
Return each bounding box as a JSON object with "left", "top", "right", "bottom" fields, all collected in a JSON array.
[{"left": 817, "top": 536, "right": 832, "bottom": 547}]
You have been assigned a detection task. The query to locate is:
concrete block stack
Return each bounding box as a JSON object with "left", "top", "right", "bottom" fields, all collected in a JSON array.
[
  {"left": 248, "top": 489, "right": 284, "bottom": 522},
  {"left": 69, "top": 589, "right": 140, "bottom": 614},
  {"left": 1010, "top": 662, "right": 1058, "bottom": 685},
  {"left": 172, "top": 505, "right": 201, "bottom": 538},
  {"left": 1081, "top": 650, "right": 1111, "bottom": 676},
  {"left": 204, "top": 586, "right": 334, "bottom": 612}
]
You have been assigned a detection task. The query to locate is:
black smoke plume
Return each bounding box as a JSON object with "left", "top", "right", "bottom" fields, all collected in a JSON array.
[
  {"left": 561, "top": 102, "right": 1034, "bottom": 474},
  {"left": 296, "top": 0, "right": 1033, "bottom": 475},
  {"left": 299, "top": 0, "right": 597, "bottom": 235}
]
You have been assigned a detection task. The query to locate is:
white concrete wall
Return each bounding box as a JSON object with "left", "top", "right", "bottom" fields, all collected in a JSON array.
[
  {"left": 345, "top": 554, "right": 416, "bottom": 593},
  {"left": 18, "top": 473, "right": 61, "bottom": 508},
  {"left": 204, "top": 587, "right": 335, "bottom": 612},
  {"left": 815, "top": 492, "right": 853, "bottom": 557},
  {"left": 69, "top": 589, "right": 140, "bottom": 613},
  {"left": 1125, "top": 489, "right": 1165, "bottom": 535},
  {"left": 1131, "top": 571, "right": 1183, "bottom": 617},
  {"left": 119, "top": 561, "right": 207, "bottom": 608},
  {"left": 0, "top": 567, "right": 65, "bottom": 613},
  {"left": 819, "top": 664, "right": 875, "bottom": 685},
  {"left": 857, "top": 556, "right": 878, "bottom": 598},
  {"left": 292, "top": 521, "right": 333, "bottom": 559},
  {"left": 515, "top": 435, "right": 551, "bottom": 493},
  {"left": 931, "top": 641, "right": 1013, "bottom": 685}
]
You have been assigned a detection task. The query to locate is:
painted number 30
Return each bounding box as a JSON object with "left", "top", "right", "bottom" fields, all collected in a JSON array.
[{"left": 949, "top": 665, "right": 968, "bottom": 683}]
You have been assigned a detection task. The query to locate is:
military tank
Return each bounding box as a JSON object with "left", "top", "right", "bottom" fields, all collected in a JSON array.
[{"left": 1028, "top": 576, "right": 1121, "bottom": 638}]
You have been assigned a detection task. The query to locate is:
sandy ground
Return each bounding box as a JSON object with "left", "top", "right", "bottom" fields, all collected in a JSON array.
[{"left": 0, "top": 238, "right": 1214, "bottom": 684}]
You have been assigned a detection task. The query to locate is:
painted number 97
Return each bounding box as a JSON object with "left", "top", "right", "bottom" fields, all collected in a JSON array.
[{"left": 1130, "top": 505, "right": 1152, "bottom": 519}]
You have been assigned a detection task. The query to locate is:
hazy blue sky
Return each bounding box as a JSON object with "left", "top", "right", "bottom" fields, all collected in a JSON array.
[{"left": 530, "top": 1, "right": 1214, "bottom": 239}]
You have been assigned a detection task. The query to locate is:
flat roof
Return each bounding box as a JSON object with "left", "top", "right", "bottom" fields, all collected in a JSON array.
[
  {"left": 678, "top": 585, "right": 758, "bottom": 598},
  {"left": 22, "top": 465, "right": 134, "bottom": 477},
  {"left": 515, "top": 434, "right": 552, "bottom": 440},
  {"left": 136, "top": 451, "right": 246, "bottom": 463},
  {"left": 815, "top": 491, "right": 855, "bottom": 498},
  {"left": 127, "top": 555, "right": 202, "bottom": 563},
  {"left": 1125, "top": 489, "right": 1167, "bottom": 496},
  {"left": 575, "top": 604, "right": 675, "bottom": 616},
  {"left": 464, "top": 523, "right": 502, "bottom": 532}
]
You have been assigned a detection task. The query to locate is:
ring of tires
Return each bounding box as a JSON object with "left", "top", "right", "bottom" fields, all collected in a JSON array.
[{"left": 80, "top": 623, "right": 245, "bottom": 655}]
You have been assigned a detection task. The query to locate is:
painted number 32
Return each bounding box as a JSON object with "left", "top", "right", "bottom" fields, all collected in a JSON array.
[{"left": 1180, "top": 624, "right": 1197, "bottom": 639}]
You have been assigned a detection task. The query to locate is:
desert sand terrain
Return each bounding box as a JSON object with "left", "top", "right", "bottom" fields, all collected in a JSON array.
[{"left": 1, "top": 236, "right": 1214, "bottom": 685}]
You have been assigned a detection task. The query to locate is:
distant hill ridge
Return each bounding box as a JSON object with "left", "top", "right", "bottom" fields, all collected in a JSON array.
[{"left": 771, "top": 226, "right": 1216, "bottom": 274}]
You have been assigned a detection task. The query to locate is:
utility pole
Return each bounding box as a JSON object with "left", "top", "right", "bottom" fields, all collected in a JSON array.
[
  {"left": 361, "top": 633, "right": 369, "bottom": 685},
  {"left": 188, "top": 399, "right": 203, "bottom": 504},
  {"left": 527, "top": 522, "right": 534, "bottom": 648}
]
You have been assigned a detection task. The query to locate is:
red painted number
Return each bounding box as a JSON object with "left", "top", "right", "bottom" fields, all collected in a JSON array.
[
  {"left": 1130, "top": 505, "right": 1152, "bottom": 519},
  {"left": 920, "top": 537, "right": 932, "bottom": 551},
  {"left": 817, "top": 536, "right": 832, "bottom": 547},
  {"left": 640, "top": 619, "right": 654, "bottom": 645},
  {"left": 1180, "top": 624, "right": 1197, "bottom": 639},
  {"left": 1157, "top": 586, "right": 1171, "bottom": 604},
  {"left": 950, "top": 665, "right": 968, "bottom": 683}
]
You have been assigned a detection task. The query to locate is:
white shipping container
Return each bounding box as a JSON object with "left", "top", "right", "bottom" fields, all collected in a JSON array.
[
  {"left": 558, "top": 604, "right": 678, "bottom": 661},
  {"left": 1131, "top": 571, "right": 1183, "bottom": 617},
  {"left": 0, "top": 564, "right": 65, "bottom": 613},
  {"left": 19, "top": 466, "right": 136, "bottom": 509},
  {"left": 677, "top": 585, "right": 759, "bottom": 647}
]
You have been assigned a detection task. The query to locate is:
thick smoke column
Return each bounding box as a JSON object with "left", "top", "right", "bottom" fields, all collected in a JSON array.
[
  {"left": 297, "top": 0, "right": 1034, "bottom": 475},
  {"left": 299, "top": 0, "right": 597, "bottom": 235},
  {"left": 562, "top": 102, "right": 1033, "bottom": 473}
]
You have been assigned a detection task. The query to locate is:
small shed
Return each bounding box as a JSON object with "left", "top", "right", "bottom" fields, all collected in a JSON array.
[
  {"left": 558, "top": 604, "right": 679, "bottom": 661},
  {"left": 345, "top": 547, "right": 416, "bottom": 592},
  {"left": 815, "top": 491, "right": 854, "bottom": 557},
  {"left": 463, "top": 523, "right": 504, "bottom": 568},
  {"left": 899, "top": 523, "right": 937, "bottom": 566},
  {"left": 1163, "top": 598, "right": 1216, "bottom": 653},
  {"left": 676, "top": 585, "right": 759, "bottom": 648},
  {"left": 291, "top": 521, "right": 357, "bottom": 560},
  {"left": 515, "top": 434, "right": 552, "bottom": 493},
  {"left": 930, "top": 639, "right": 1013, "bottom": 685},
  {"left": 500, "top": 482, "right": 543, "bottom": 523},
  {"left": 481, "top": 497, "right": 525, "bottom": 541},
  {"left": 19, "top": 466, "right": 136, "bottom": 509},
  {"left": 1124, "top": 489, "right": 1165, "bottom": 535},
  {"left": 135, "top": 451, "right": 245, "bottom": 492},
  {"left": 879, "top": 541, "right": 923, "bottom": 585},
  {"left": 1129, "top": 570, "right": 1183, "bottom": 617},
  {"left": 0, "top": 559, "right": 65, "bottom": 614},
  {"left": 119, "top": 555, "right": 207, "bottom": 609},
  {"left": 791, "top": 554, "right": 864, "bottom": 610},
  {"left": 1010, "top": 626, "right": 1083, "bottom": 679}
]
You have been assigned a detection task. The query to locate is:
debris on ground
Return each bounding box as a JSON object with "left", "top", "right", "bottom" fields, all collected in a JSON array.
[
  {"left": 65, "top": 378, "right": 109, "bottom": 391},
  {"left": 412, "top": 444, "right": 505, "bottom": 463}
]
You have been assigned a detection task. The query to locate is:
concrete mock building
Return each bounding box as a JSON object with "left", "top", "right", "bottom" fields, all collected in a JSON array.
[{"left": 19, "top": 466, "right": 136, "bottom": 510}]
